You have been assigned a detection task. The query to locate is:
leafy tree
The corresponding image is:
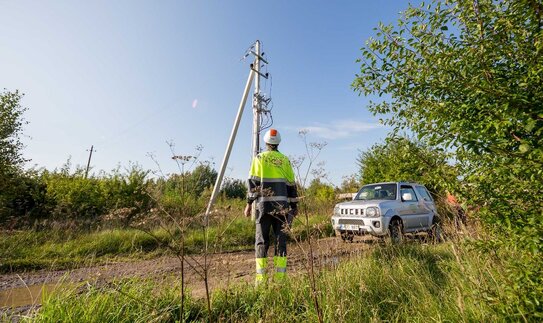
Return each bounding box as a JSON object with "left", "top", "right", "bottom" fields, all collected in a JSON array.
[
  {"left": 354, "top": 0, "right": 542, "bottom": 160},
  {"left": 220, "top": 178, "right": 247, "bottom": 199},
  {"left": 338, "top": 174, "right": 361, "bottom": 194},
  {"left": 156, "top": 163, "right": 218, "bottom": 217},
  {"left": 353, "top": 0, "right": 543, "bottom": 316},
  {"left": 185, "top": 163, "right": 218, "bottom": 197},
  {"left": 0, "top": 90, "right": 27, "bottom": 174},
  {"left": 42, "top": 167, "right": 106, "bottom": 219},
  {"left": 0, "top": 90, "right": 30, "bottom": 219},
  {"left": 100, "top": 164, "right": 152, "bottom": 211},
  {"left": 357, "top": 137, "right": 457, "bottom": 197},
  {"left": 306, "top": 178, "right": 336, "bottom": 205}
]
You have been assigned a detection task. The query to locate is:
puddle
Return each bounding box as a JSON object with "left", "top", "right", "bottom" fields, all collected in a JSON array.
[{"left": 0, "top": 284, "right": 61, "bottom": 308}]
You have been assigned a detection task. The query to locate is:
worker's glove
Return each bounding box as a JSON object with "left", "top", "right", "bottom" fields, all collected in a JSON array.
[{"left": 244, "top": 203, "right": 252, "bottom": 217}]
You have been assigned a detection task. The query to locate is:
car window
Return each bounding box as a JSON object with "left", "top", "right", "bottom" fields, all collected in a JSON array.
[
  {"left": 400, "top": 186, "right": 418, "bottom": 202},
  {"left": 355, "top": 184, "right": 397, "bottom": 200},
  {"left": 415, "top": 186, "right": 433, "bottom": 202}
]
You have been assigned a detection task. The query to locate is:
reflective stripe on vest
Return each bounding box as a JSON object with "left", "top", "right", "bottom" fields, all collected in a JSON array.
[{"left": 258, "top": 196, "right": 288, "bottom": 202}]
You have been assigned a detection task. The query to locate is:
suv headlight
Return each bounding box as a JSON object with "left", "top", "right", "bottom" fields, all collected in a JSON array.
[
  {"left": 365, "top": 207, "right": 380, "bottom": 217},
  {"left": 333, "top": 206, "right": 340, "bottom": 216}
]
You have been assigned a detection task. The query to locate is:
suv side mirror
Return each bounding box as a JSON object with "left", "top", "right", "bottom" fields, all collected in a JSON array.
[{"left": 402, "top": 192, "right": 413, "bottom": 201}]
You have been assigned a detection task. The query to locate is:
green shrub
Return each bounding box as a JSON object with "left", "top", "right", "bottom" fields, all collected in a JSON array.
[{"left": 220, "top": 177, "right": 247, "bottom": 199}]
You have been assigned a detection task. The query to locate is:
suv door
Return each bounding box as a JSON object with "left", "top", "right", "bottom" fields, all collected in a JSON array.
[
  {"left": 415, "top": 185, "right": 436, "bottom": 224},
  {"left": 399, "top": 185, "right": 429, "bottom": 230}
]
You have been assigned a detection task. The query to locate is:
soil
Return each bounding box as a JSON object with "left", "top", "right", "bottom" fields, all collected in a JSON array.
[{"left": 0, "top": 236, "right": 380, "bottom": 319}]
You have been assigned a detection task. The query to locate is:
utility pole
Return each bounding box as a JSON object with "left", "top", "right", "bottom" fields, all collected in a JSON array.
[
  {"left": 250, "top": 40, "right": 269, "bottom": 220},
  {"left": 85, "top": 145, "right": 95, "bottom": 178},
  {"left": 205, "top": 40, "right": 269, "bottom": 221},
  {"left": 250, "top": 40, "right": 269, "bottom": 158},
  {"left": 252, "top": 40, "right": 261, "bottom": 158}
]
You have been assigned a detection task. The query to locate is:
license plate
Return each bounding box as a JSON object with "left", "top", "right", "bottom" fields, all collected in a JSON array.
[{"left": 347, "top": 225, "right": 359, "bottom": 230}]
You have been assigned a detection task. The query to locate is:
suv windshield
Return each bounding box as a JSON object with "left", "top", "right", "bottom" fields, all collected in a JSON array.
[{"left": 355, "top": 184, "right": 397, "bottom": 201}]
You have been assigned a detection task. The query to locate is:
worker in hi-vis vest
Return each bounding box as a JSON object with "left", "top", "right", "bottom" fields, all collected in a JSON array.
[{"left": 244, "top": 128, "right": 298, "bottom": 284}]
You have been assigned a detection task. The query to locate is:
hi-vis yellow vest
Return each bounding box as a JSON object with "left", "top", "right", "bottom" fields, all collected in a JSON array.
[{"left": 247, "top": 150, "right": 298, "bottom": 214}]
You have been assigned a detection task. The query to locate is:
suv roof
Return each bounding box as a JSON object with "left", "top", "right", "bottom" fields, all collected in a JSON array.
[{"left": 360, "top": 181, "right": 422, "bottom": 186}]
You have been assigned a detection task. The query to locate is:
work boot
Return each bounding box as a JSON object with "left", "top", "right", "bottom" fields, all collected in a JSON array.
[
  {"left": 255, "top": 257, "right": 268, "bottom": 286},
  {"left": 273, "top": 256, "right": 287, "bottom": 281}
]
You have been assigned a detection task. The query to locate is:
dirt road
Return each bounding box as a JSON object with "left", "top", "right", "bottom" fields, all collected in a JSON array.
[{"left": 0, "top": 236, "right": 378, "bottom": 317}]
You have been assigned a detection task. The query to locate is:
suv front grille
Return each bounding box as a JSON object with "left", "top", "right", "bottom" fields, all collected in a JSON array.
[
  {"left": 337, "top": 219, "right": 365, "bottom": 226},
  {"left": 340, "top": 208, "right": 363, "bottom": 215}
]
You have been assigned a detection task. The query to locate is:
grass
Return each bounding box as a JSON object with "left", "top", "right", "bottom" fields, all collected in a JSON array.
[
  {"left": 27, "top": 242, "right": 515, "bottom": 322},
  {"left": 29, "top": 279, "right": 205, "bottom": 322},
  {"left": 0, "top": 213, "right": 333, "bottom": 273},
  {"left": 0, "top": 229, "right": 170, "bottom": 272}
]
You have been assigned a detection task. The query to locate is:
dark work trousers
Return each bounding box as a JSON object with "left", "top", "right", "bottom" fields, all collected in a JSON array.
[{"left": 255, "top": 212, "right": 293, "bottom": 258}]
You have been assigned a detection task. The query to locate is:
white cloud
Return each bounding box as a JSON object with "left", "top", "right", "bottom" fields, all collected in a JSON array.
[{"left": 297, "top": 120, "right": 382, "bottom": 140}]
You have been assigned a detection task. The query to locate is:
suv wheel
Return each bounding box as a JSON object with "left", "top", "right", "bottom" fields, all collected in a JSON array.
[{"left": 389, "top": 219, "right": 403, "bottom": 244}]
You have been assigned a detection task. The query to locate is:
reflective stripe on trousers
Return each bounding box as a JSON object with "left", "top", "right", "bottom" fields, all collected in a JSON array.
[
  {"left": 255, "top": 257, "right": 268, "bottom": 284},
  {"left": 274, "top": 256, "right": 287, "bottom": 280}
]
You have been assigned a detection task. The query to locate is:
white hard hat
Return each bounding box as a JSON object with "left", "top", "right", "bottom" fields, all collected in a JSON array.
[{"left": 263, "top": 129, "right": 281, "bottom": 145}]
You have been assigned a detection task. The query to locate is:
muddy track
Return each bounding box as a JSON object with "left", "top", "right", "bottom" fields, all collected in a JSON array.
[{"left": 0, "top": 236, "right": 379, "bottom": 317}]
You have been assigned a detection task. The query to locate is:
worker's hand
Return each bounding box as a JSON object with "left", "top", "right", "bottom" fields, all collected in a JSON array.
[{"left": 244, "top": 203, "right": 252, "bottom": 217}]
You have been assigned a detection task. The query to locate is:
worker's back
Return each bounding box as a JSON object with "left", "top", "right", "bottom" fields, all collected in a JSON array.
[{"left": 249, "top": 150, "right": 296, "bottom": 216}]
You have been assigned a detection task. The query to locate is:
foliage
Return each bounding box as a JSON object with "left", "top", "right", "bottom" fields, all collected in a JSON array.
[
  {"left": 153, "top": 162, "right": 218, "bottom": 216},
  {"left": 338, "top": 174, "right": 360, "bottom": 193},
  {"left": 42, "top": 168, "right": 108, "bottom": 219},
  {"left": 0, "top": 90, "right": 27, "bottom": 174},
  {"left": 305, "top": 178, "right": 336, "bottom": 206},
  {"left": 0, "top": 170, "right": 48, "bottom": 222},
  {"left": 0, "top": 155, "right": 232, "bottom": 227},
  {"left": 0, "top": 90, "right": 31, "bottom": 221},
  {"left": 353, "top": 0, "right": 543, "bottom": 159},
  {"left": 185, "top": 163, "right": 217, "bottom": 197},
  {"left": 353, "top": 0, "right": 543, "bottom": 316},
  {"left": 41, "top": 163, "right": 152, "bottom": 222},
  {"left": 357, "top": 136, "right": 457, "bottom": 197},
  {"left": 220, "top": 177, "right": 247, "bottom": 199}
]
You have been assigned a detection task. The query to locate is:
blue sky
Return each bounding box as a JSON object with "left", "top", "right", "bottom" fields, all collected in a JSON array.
[{"left": 1, "top": 1, "right": 416, "bottom": 186}]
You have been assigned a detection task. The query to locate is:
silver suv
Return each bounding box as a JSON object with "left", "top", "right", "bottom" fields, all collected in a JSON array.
[{"left": 331, "top": 182, "right": 440, "bottom": 243}]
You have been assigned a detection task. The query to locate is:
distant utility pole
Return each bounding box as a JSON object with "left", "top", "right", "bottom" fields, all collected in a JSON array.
[{"left": 85, "top": 145, "right": 96, "bottom": 178}]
